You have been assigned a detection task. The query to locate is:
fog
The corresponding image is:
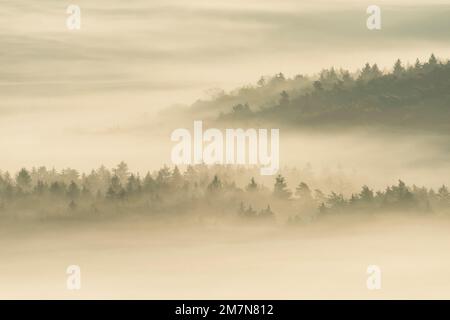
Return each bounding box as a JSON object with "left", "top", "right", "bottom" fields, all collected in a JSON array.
[
  {"left": 2, "top": 0, "right": 450, "bottom": 173},
  {"left": 1, "top": 214, "right": 450, "bottom": 299},
  {"left": 4, "top": 122, "right": 448, "bottom": 191},
  {"left": 2, "top": 0, "right": 450, "bottom": 300}
]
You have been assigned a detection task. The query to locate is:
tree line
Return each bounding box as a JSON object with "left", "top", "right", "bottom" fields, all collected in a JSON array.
[
  {"left": 212, "top": 54, "right": 450, "bottom": 132},
  {"left": 1, "top": 163, "right": 449, "bottom": 222}
]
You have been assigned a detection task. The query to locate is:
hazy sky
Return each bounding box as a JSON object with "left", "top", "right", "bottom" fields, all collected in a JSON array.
[{"left": 1, "top": 0, "right": 450, "bottom": 173}]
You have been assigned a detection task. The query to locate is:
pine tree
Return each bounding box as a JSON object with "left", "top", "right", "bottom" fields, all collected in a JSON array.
[
  {"left": 143, "top": 172, "right": 155, "bottom": 193},
  {"left": 393, "top": 59, "right": 405, "bottom": 76},
  {"left": 156, "top": 166, "right": 171, "bottom": 188},
  {"left": 113, "top": 161, "right": 129, "bottom": 185},
  {"left": 126, "top": 174, "right": 141, "bottom": 194},
  {"left": 207, "top": 175, "right": 222, "bottom": 193},
  {"left": 371, "top": 64, "right": 382, "bottom": 78},
  {"left": 295, "top": 182, "right": 312, "bottom": 199},
  {"left": 16, "top": 168, "right": 32, "bottom": 191},
  {"left": 437, "top": 185, "right": 450, "bottom": 206},
  {"left": 428, "top": 53, "right": 438, "bottom": 66},
  {"left": 359, "top": 185, "right": 374, "bottom": 202},
  {"left": 414, "top": 58, "right": 422, "bottom": 70},
  {"left": 358, "top": 63, "right": 372, "bottom": 82},
  {"left": 107, "top": 175, "right": 124, "bottom": 199},
  {"left": 273, "top": 174, "right": 291, "bottom": 199}
]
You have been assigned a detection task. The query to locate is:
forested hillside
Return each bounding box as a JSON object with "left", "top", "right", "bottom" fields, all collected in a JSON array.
[{"left": 186, "top": 55, "right": 450, "bottom": 131}]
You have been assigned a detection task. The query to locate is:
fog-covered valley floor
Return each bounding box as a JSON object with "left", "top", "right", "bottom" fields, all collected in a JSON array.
[{"left": 1, "top": 214, "right": 449, "bottom": 299}]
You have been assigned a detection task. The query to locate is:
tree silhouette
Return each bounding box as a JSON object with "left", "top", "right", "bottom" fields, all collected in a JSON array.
[
  {"left": 295, "top": 182, "right": 312, "bottom": 199},
  {"left": 113, "top": 161, "right": 129, "bottom": 185},
  {"left": 16, "top": 168, "right": 31, "bottom": 192},
  {"left": 207, "top": 175, "right": 222, "bottom": 193},
  {"left": 393, "top": 59, "right": 405, "bottom": 76},
  {"left": 429, "top": 53, "right": 438, "bottom": 66},
  {"left": 273, "top": 174, "right": 291, "bottom": 199}
]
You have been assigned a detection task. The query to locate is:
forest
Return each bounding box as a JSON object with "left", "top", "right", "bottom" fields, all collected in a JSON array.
[
  {"left": 183, "top": 54, "right": 450, "bottom": 132},
  {"left": 1, "top": 162, "right": 449, "bottom": 223},
  {"left": 3, "top": 56, "right": 450, "bottom": 224}
]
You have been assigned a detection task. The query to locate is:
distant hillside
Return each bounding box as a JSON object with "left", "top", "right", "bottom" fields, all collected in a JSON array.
[{"left": 185, "top": 55, "right": 450, "bottom": 132}]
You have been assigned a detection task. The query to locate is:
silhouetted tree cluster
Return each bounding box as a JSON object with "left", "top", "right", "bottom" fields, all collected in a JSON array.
[
  {"left": 238, "top": 202, "right": 274, "bottom": 220},
  {"left": 217, "top": 55, "right": 450, "bottom": 131},
  {"left": 317, "top": 180, "right": 449, "bottom": 216},
  {"left": 0, "top": 163, "right": 449, "bottom": 222}
]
